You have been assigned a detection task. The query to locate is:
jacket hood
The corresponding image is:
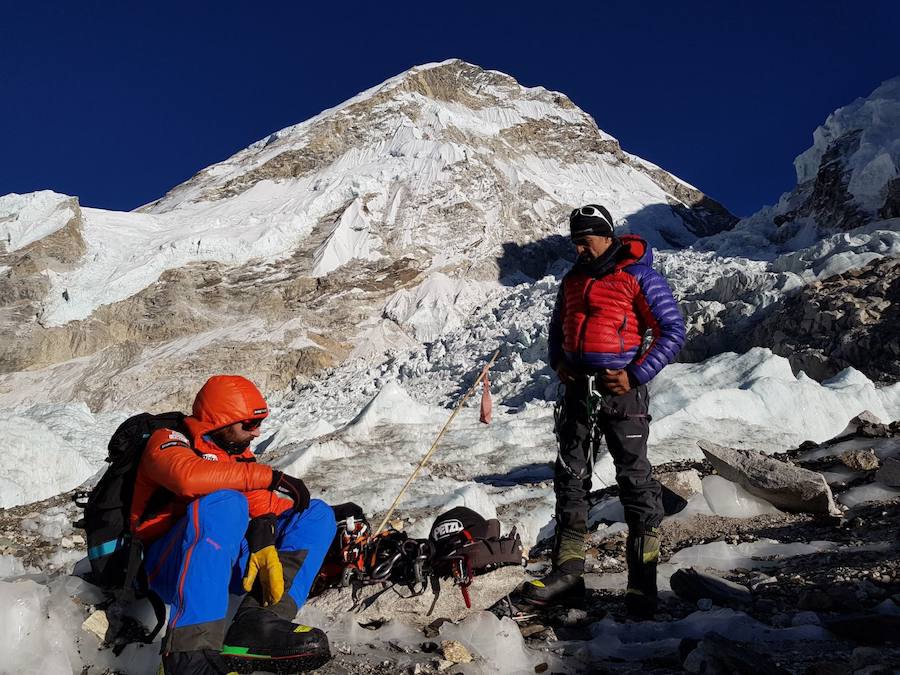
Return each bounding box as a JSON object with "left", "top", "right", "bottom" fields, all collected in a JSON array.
[
  {"left": 616, "top": 234, "right": 651, "bottom": 268},
  {"left": 184, "top": 375, "right": 269, "bottom": 438}
]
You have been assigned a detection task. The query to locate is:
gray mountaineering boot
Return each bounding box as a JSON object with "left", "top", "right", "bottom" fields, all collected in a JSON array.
[{"left": 624, "top": 527, "right": 660, "bottom": 618}]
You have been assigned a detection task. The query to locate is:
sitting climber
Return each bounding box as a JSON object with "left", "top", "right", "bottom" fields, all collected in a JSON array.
[{"left": 131, "top": 374, "right": 335, "bottom": 674}]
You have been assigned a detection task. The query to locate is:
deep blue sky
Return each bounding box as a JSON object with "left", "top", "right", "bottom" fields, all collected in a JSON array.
[{"left": 3, "top": 2, "right": 898, "bottom": 217}]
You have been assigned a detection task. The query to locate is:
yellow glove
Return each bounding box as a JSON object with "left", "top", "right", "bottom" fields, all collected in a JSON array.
[{"left": 242, "top": 515, "right": 284, "bottom": 606}]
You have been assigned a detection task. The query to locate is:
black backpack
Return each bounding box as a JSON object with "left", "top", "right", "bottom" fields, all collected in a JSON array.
[{"left": 74, "top": 411, "right": 186, "bottom": 644}]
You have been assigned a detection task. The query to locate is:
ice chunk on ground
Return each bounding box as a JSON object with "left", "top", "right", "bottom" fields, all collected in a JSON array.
[
  {"left": 668, "top": 539, "right": 837, "bottom": 571},
  {"left": 0, "top": 580, "right": 81, "bottom": 675},
  {"left": 0, "top": 556, "right": 26, "bottom": 579},
  {"left": 438, "top": 611, "right": 555, "bottom": 674},
  {"left": 589, "top": 496, "right": 625, "bottom": 524},
  {"left": 584, "top": 608, "right": 829, "bottom": 662},
  {"left": 837, "top": 482, "right": 900, "bottom": 507},
  {"left": 701, "top": 475, "right": 781, "bottom": 517}
]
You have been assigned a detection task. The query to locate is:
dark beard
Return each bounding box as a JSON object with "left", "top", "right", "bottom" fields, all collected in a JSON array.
[
  {"left": 574, "top": 238, "right": 622, "bottom": 279},
  {"left": 209, "top": 430, "right": 251, "bottom": 455}
]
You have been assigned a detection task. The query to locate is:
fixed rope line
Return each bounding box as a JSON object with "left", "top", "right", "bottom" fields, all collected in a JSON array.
[{"left": 374, "top": 349, "right": 500, "bottom": 535}]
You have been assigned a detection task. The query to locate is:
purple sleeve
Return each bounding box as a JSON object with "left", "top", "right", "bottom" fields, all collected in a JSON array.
[{"left": 625, "top": 266, "right": 685, "bottom": 385}]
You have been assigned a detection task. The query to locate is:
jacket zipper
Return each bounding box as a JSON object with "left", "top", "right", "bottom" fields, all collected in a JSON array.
[
  {"left": 577, "top": 279, "right": 598, "bottom": 361},
  {"left": 171, "top": 500, "right": 201, "bottom": 630},
  {"left": 618, "top": 315, "right": 627, "bottom": 352}
]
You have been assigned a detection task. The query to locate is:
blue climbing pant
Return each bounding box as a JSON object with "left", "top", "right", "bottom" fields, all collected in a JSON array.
[{"left": 143, "top": 490, "right": 336, "bottom": 652}]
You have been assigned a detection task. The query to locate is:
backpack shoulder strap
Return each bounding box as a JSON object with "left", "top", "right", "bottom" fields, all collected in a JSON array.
[{"left": 119, "top": 538, "right": 167, "bottom": 645}]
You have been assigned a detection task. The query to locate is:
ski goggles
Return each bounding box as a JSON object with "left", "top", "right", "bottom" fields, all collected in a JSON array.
[
  {"left": 240, "top": 418, "right": 263, "bottom": 431},
  {"left": 570, "top": 205, "right": 613, "bottom": 229}
]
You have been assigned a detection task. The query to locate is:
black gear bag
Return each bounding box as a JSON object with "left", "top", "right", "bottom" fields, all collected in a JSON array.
[{"left": 429, "top": 506, "right": 524, "bottom": 577}]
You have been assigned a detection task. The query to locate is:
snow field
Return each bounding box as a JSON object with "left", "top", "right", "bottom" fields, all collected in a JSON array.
[{"left": 0, "top": 404, "right": 119, "bottom": 508}]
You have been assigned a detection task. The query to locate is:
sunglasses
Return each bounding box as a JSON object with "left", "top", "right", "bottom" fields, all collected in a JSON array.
[
  {"left": 571, "top": 205, "right": 613, "bottom": 228},
  {"left": 240, "top": 419, "right": 263, "bottom": 432}
]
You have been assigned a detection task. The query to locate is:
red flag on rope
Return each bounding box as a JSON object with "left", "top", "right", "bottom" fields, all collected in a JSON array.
[{"left": 479, "top": 364, "right": 492, "bottom": 424}]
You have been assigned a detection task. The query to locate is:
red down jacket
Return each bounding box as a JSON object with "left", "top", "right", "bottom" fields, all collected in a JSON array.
[
  {"left": 130, "top": 375, "right": 292, "bottom": 543},
  {"left": 548, "top": 235, "right": 685, "bottom": 385}
]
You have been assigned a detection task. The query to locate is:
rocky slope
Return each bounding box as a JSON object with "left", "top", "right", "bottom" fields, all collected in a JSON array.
[
  {"left": 749, "top": 255, "right": 900, "bottom": 382},
  {"left": 673, "top": 76, "right": 900, "bottom": 380}
]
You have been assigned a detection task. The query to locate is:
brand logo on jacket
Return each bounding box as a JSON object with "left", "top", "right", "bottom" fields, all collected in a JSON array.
[{"left": 201, "top": 453, "right": 218, "bottom": 462}]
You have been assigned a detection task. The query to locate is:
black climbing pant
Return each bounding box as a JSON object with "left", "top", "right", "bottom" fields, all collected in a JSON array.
[{"left": 552, "top": 379, "right": 663, "bottom": 571}]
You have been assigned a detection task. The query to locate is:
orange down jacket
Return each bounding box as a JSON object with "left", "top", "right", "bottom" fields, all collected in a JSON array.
[{"left": 130, "top": 375, "right": 292, "bottom": 543}]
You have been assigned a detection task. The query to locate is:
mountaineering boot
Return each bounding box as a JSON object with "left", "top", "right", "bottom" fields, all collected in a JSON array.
[
  {"left": 624, "top": 527, "right": 660, "bottom": 619},
  {"left": 222, "top": 607, "right": 331, "bottom": 673},
  {"left": 519, "top": 566, "right": 586, "bottom": 607},
  {"left": 160, "top": 650, "right": 234, "bottom": 675}
]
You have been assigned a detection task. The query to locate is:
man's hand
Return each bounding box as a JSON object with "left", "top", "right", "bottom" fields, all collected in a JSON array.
[
  {"left": 242, "top": 514, "right": 284, "bottom": 606},
  {"left": 556, "top": 362, "right": 577, "bottom": 383},
  {"left": 269, "top": 470, "right": 311, "bottom": 512},
  {"left": 602, "top": 369, "right": 633, "bottom": 395}
]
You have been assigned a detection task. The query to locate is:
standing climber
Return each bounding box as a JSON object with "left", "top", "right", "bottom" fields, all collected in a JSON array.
[{"left": 521, "top": 204, "right": 685, "bottom": 618}]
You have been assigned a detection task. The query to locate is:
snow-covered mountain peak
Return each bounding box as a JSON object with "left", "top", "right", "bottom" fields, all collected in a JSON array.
[
  {"left": 794, "top": 75, "right": 900, "bottom": 208},
  {"left": 777, "top": 75, "right": 900, "bottom": 233},
  {"left": 142, "top": 60, "right": 734, "bottom": 248}
]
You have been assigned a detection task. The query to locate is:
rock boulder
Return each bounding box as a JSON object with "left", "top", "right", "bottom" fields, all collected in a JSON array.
[{"left": 698, "top": 440, "right": 841, "bottom": 516}]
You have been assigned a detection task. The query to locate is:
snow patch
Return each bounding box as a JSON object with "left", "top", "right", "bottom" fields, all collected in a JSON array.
[{"left": 0, "top": 191, "right": 76, "bottom": 252}]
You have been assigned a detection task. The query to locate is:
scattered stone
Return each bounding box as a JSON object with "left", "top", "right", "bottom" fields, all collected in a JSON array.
[
  {"left": 825, "top": 613, "right": 900, "bottom": 644},
  {"left": 81, "top": 609, "right": 110, "bottom": 642},
  {"left": 424, "top": 618, "right": 450, "bottom": 638},
  {"left": 562, "top": 609, "right": 588, "bottom": 625},
  {"left": 876, "top": 457, "right": 900, "bottom": 487},
  {"left": 839, "top": 449, "right": 880, "bottom": 472},
  {"left": 436, "top": 660, "right": 454, "bottom": 672},
  {"left": 771, "top": 613, "right": 791, "bottom": 628},
  {"left": 534, "top": 663, "right": 549, "bottom": 673},
  {"left": 851, "top": 647, "right": 884, "bottom": 670},
  {"left": 699, "top": 440, "right": 841, "bottom": 515},
  {"left": 683, "top": 632, "right": 790, "bottom": 674},
  {"left": 658, "top": 469, "right": 703, "bottom": 499},
  {"left": 697, "top": 598, "right": 713, "bottom": 611},
  {"left": 421, "top": 641, "right": 439, "bottom": 653},
  {"left": 798, "top": 589, "right": 833, "bottom": 611},
  {"left": 803, "top": 661, "right": 849, "bottom": 675},
  {"left": 519, "top": 624, "right": 546, "bottom": 639},
  {"left": 749, "top": 572, "right": 777, "bottom": 591},
  {"left": 670, "top": 568, "right": 753, "bottom": 608},
  {"left": 440, "top": 640, "right": 473, "bottom": 664},
  {"left": 791, "top": 611, "right": 821, "bottom": 626},
  {"left": 825, "top": 586, "right": 863, "bottom": 612}
]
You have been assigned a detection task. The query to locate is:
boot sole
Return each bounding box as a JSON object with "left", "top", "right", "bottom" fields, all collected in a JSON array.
[
  {"left": 222, "top": 647, "right": 331, "bottom": 674},
  {"left": 519, "top": 587, "right": 586, "bottom": 609}
]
